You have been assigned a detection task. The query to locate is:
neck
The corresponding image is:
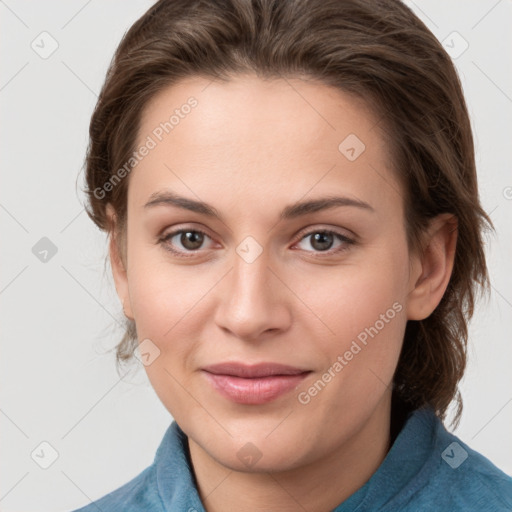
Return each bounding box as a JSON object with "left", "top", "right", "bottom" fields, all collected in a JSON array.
[{"left": 188, "top": 392, "right": 394, "bottom": 512}]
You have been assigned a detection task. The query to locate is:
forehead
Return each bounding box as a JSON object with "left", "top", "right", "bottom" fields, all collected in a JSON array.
[
  {"left": 130, "top": 74, "right": 400, "bottom": 217},
  {"left": 138, "top": 74, "right": 387, "bottom": 156}
]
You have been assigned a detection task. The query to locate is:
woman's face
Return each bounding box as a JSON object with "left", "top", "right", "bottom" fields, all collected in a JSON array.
[{"left": 113, "top": 74, "right": 419, "bottom": 472}]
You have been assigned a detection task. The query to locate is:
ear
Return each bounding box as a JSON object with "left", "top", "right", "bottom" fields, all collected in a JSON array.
[
  {"left": 406, "top": 213, "right": 458, "bottom": 321},
  {"left": 106, "top": 204, "right": 134, "bottom": 320}
]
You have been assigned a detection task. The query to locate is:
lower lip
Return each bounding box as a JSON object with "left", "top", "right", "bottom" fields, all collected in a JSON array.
[{"left": 203, "top": 371, "right": 310, "bottom": 405}]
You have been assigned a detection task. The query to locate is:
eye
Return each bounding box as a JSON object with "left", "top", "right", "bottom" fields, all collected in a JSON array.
[
  {"left": 159, "top": 228, "right": 215, "bottom": 256},
  {"left": 294, "top": 229, "right": 354, "bottom": 255},
  {"left": 159, "top": 226, "right": 355, "bottom": 258}
]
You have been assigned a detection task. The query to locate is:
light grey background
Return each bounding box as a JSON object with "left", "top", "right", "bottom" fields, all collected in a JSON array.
[{"left": 0, "top": 1, "right": 511, "bottom": 510}]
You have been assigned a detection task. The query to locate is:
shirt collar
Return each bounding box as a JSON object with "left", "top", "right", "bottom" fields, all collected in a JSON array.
[
  {"left": 333, "top": 406, "right": 438, "bottom": 511},
  {"left": 155, "top": 421, "right": 206, "bottom": 511},
  {"left": 154, "top": 407, "right": 438, "bottom": 511}
]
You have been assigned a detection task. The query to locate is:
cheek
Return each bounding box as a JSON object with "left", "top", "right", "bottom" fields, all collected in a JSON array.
[
  {"left": 299, "top": 257, "right": 408, "bottom": 344},
  {"left": 126, "top": 240, "right": 218, "bottom": 340},
  {"left": 294, "top": 278, "right": 406, "bottom": 423},
  {"left": 298, "top": 248, "right": 409, "bottom": 389},
  {"left": 124, "top": 255, "right": 214, "bottom": 414}
]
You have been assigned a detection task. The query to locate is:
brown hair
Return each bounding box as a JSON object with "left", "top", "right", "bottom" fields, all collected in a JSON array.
[{"left": 83, "top": 0, "right": 492, "bottom": 427}]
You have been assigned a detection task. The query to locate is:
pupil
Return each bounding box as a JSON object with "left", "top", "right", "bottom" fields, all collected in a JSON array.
[
  {"left": 181, "top": 231, "right": 203, "bottom": 250},
  {"left": 311, "top": 232, "right": 333, "bottom": 251}
]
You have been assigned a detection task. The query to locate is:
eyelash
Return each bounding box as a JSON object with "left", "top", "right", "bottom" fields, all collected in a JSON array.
[{"left": 158, "top": 227, "right": 355, "bottom": 259}]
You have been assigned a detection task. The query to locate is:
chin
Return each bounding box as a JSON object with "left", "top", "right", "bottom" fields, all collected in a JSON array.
[
  {"left": 201, "top": 421, "right": 311, "bottom": 471},
  {"left": 213, "top": 440, "right": 306, "bottom": 474}
]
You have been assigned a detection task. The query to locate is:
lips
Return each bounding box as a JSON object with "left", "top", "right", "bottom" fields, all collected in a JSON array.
[
  {"left": 202, "top": 362, "right": 311, "bottom": 404},
  {"left": 203, "top": 362, "right": 309, "bottom": 378}
]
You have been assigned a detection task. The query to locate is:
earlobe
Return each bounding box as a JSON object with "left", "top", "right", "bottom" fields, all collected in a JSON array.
[
  {"left": 406, "top": 214, "right": 458, "bottom": 321},
  {"left": 106, "top": 204, "right": 134, "bottom": 320}
]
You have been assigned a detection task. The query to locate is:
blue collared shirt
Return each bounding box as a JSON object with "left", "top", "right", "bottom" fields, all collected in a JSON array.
[{"left": 72, "top": 407, "right": 512, "bottom": 511}]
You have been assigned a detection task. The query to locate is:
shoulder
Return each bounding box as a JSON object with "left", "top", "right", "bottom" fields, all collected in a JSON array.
[
  {"left": 389, "top": 409, "right": 512, "bottom": 511},
  {"left": 70, "top": 463, "right": 165, "bottom": 512},
  {"left": 68, "top": 421, "right": 202, "bottom": 512}
]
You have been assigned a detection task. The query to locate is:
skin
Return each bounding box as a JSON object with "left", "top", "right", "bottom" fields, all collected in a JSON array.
[{"left": 107, "top": 74, "right": 457, "bottom": 512}]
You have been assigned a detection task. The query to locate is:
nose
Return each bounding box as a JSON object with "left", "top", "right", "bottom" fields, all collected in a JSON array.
[{"left": 213, "top": 248, "right": 292, "bottom": 341}]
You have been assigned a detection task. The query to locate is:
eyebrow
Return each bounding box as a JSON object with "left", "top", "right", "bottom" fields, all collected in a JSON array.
[{"left": 144, "top": 190, "right": 374, "bottom": 221}]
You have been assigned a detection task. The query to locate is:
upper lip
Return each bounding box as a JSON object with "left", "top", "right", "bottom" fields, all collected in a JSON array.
[{"left": 202, "top": 362, "right": 311, "bottom": 378}]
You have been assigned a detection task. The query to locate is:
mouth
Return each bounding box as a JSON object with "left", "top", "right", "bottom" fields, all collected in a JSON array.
[{"left": 201, "top": 362, "right": 312, "bottom": 405}]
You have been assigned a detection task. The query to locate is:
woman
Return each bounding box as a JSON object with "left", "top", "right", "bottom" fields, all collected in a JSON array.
[{"left": 73, "top": 0, "right": 512, "bottom": 510}]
